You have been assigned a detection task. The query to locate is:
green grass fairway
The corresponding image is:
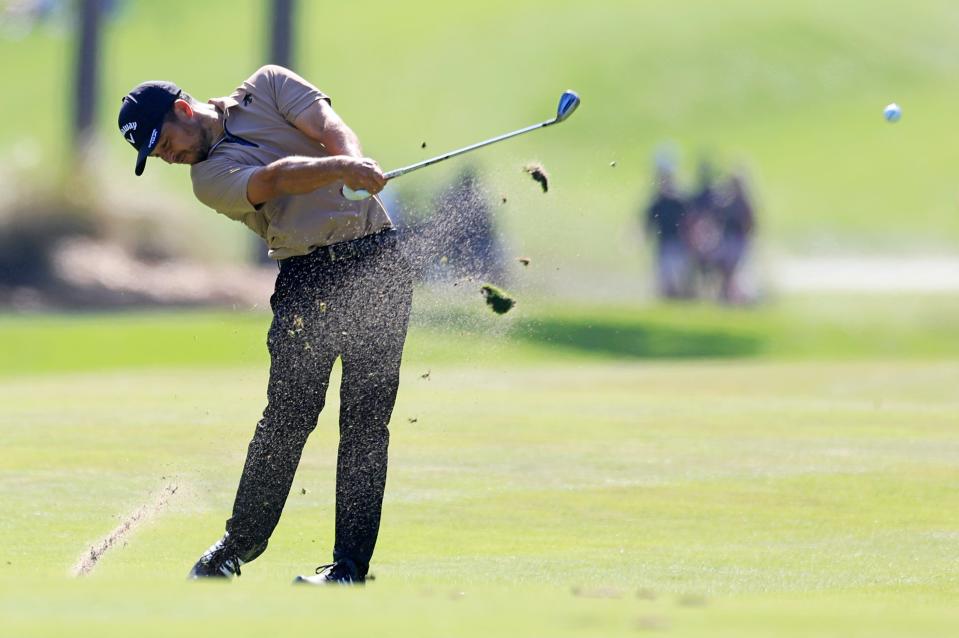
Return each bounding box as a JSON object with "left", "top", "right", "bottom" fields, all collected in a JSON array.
[{"left": 1, "top": 302, "right": 958, "bottom": 636}]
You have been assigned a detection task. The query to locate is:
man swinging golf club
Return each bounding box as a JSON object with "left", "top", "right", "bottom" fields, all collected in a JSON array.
[{"left": 119, "top": 65, "right": 412, "bottom": 585}]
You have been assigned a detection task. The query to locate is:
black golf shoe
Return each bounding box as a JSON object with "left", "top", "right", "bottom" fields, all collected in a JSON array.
[
  {"left": 293, "top": 560, "right": 364, "bottom": 586},
  {"left": 187, "top": 534, "right": 266, "bottom": 579}
]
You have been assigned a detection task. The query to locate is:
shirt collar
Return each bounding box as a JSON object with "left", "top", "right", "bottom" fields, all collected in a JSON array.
[
  {"left": 205, "top": 95, "right": 241, "bottom": 156},
  {"left": 213, "top": 95, "right": 241, "bottom": 111}
]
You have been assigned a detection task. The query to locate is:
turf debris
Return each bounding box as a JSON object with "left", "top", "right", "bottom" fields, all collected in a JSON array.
[
  {"left": 523, "top": 163, "right": 549, "bottom": 192},
  {"left": 480, "top": 283, "right": 516, "bottom": 314}
]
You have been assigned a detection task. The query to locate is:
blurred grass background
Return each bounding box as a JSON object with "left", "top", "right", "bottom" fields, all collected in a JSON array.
[{"left": 3, "top": 0, "right": 959, "bottom": 285}]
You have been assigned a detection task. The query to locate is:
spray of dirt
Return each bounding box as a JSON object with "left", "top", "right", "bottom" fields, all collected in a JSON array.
[
  {"left": 394, "top": 166, "right": 526, "bottom": 342},
  {"left": 71, "top": 482, "right": 182, "bottom": 577}
]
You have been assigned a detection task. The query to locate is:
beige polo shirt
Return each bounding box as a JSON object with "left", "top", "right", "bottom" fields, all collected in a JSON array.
[{"left": 190, "top": 65, "right": 394, "bottom": 260}]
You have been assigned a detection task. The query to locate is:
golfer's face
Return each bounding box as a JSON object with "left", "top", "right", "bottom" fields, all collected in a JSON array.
[{"left": 151, "top": 120, "right": 207, "bottom": 166}]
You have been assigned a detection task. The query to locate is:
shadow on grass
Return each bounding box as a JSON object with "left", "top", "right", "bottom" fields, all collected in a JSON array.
[{"left": 514, "top": 316, "right": 763, "bottom": 359}]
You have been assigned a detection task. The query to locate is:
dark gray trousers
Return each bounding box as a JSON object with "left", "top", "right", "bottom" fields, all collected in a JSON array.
[{"left": 225, "top": 234, "right": 413, "bottom": 577}]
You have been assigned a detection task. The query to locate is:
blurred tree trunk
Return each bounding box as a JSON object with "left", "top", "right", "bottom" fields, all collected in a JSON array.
[
  {"left": 255, "top": 0, "right": 296, "bottom": 262},
  {"left": 269, "top": 0, "right": 295, "bottom": 68},
  {"left": 74, "top": 0, "right": 103, "bottom": 156}
]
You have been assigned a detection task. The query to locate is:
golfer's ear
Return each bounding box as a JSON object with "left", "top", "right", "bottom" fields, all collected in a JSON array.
[{"left": 172, "top": 99, "right": 194, "bottom": 120}]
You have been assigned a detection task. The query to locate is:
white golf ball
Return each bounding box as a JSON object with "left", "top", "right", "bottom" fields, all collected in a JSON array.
[{"left": 883, "top": 103, "right": 902, "bottom": 123}]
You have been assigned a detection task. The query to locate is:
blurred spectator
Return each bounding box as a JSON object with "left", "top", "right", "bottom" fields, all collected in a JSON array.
[
  {"left": 685, "top": 159, "right": 723, "bottom": 294},
  {"left": 689, "top": 159, "right": 718, "bottom": 213},
  {"left": 713, "top": 173, "right": 756, "bottom": 304},
  {"left": 644, "top": 169, "right": 691, "bottom": 298},
  {"left": 640, "top": 152, "right": 760, "bottom": 304},
  {"left": 1, "top": 0, "right": 123, "bottom": 39},
  {"left": 1, "top": 0, "right": 60, "bottom": 38},
  {"left": 2, "top": 0, "right": 59, "bottom": 22},
  {"left": 653, "top": 141, "right": 680, "bottom": 176}
]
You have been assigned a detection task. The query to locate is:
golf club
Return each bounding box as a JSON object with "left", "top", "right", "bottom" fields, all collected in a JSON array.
[{"left": 341, "top": 90, "right": 581, "bottom": 201}]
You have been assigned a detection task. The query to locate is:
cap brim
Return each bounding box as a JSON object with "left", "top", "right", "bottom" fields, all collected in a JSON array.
[{"left": 133, "top": 125, "right": 162, "bottom": 176}]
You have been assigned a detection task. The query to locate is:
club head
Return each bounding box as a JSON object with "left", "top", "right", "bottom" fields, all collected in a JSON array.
[{"left": 555, "top": 90, "right": 580, "bottom": 123}]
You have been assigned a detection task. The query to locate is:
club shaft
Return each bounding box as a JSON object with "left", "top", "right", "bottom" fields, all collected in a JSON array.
[{"left": 384, "top": 117, "right": 559, "bottom": 180}]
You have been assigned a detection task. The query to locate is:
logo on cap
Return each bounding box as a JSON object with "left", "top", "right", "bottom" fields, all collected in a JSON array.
[{"left": 120, "top": 121, "right": 137, "bottom": 145}]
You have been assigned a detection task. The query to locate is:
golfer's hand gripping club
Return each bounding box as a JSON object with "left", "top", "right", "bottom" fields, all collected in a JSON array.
[
  {"left": 340, "top": 90, "right": 581, "bottom": 201},
  {"left": 343, "top": 169, "right": 398, "bottom": 201}
]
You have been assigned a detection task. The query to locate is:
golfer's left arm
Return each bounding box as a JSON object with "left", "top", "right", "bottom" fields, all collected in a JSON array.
[{"left": 292, "top": 100, "right": 364, "bottom": 159}]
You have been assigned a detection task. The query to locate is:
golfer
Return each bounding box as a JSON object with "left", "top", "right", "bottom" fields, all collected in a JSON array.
[{"left": 118, "top": 65, "right": 413, "bottom": 585}]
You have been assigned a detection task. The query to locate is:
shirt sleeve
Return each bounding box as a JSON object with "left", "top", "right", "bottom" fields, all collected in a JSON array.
[
  {"left": 191, "top": 158, "right": 259, "bottom": 220},
  {"left": 245, "top": 64, "right": 330, "bottom": 124}
]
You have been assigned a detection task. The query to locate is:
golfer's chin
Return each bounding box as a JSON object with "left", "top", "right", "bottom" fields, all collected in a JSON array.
[{"left": 181, "top": 151, "right": 207, "bottom": 166}]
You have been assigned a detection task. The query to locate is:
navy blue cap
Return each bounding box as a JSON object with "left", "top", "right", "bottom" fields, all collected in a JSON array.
[{"left": 118, "top": 81, "right": 182, "bottom": 176}]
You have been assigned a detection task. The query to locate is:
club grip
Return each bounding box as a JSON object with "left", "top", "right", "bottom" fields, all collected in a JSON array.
[{"left": 341, "top": 185, "right": 372, "bottom": 201}]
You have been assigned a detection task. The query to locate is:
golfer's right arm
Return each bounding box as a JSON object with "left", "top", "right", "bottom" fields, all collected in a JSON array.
[{"left": 246, "top": 156, "right": 385, "bottom": 206}]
